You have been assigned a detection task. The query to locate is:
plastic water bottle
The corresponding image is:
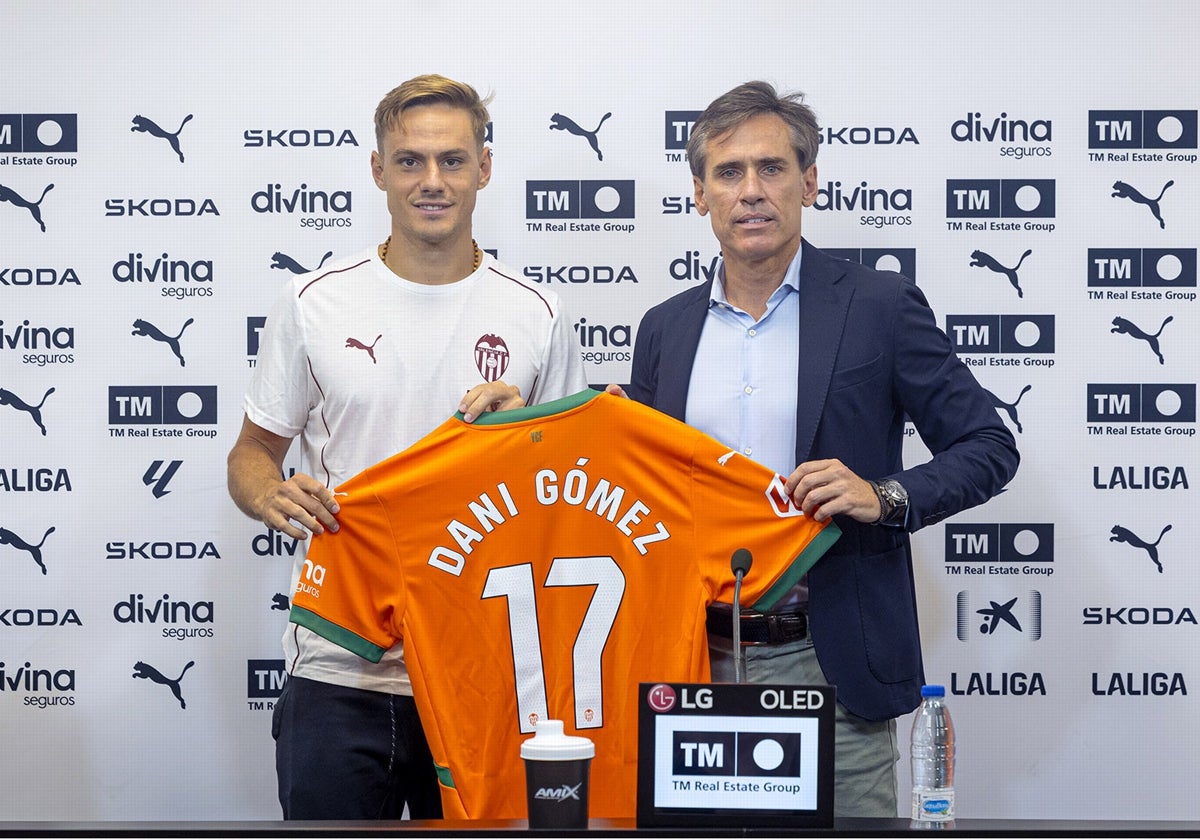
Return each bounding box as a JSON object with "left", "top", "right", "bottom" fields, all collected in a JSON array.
[{"left": 910, "top": 684, "right": 955, "bottom": 828}]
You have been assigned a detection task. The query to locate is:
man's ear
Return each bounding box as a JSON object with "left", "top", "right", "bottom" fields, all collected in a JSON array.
[
  {"left": 800, "top": 164, "right": 818, "bottom": 208},
  {"left": 693, "top": 175, "right": 709, "bottom": 216}
]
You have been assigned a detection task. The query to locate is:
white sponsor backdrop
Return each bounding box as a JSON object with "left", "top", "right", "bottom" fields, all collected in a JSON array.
[{"left": 2, "top": 0, "right": 1197, "bottom": 822}]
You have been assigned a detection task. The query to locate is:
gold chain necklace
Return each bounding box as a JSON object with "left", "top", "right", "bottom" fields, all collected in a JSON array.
[{"left": 380, "top": 236, "right": 482, "bottom": 271}]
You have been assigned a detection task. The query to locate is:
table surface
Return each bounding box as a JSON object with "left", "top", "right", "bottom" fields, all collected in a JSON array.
[{"left": 2, "top": 818, "right": 1200, "bottom": 837}]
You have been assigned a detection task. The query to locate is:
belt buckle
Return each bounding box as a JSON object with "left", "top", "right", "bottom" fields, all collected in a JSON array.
[{"left": 765, "top": 611, "right": 806, "bottom": 644}]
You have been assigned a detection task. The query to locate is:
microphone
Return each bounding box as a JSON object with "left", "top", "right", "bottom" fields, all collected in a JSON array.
[{"left": 730, "top": 549, "right": 753, "bottom": 684}]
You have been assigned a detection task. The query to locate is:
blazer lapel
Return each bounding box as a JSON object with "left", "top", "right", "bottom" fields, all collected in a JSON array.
[
  {"left": 655, "top": 282, "right": 712, "bottom": 419},
  {"left": 795, "top": 240, "right": 853, "bottom": 463}
]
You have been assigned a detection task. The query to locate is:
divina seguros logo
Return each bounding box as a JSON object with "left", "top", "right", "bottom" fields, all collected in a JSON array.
[
  {"left": 251, "top": 183, "right": 353, "bottom": 230},
  {"left": 0, "top": 317, "right": 74, "bottom": 366},
  {"left": 812, "top": 179, "right": 912, "bottom": 230},
  {"left": 112, "top": 251, "right": 214, "bottom": 300},
  {"left": 950, "top": 112, "right": 1051, "bottom": 158}
]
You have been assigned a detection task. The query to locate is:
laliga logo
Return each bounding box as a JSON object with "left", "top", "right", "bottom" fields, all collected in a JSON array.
[{"left": 765, "top": 475, "right": 805, "bottom": 518}]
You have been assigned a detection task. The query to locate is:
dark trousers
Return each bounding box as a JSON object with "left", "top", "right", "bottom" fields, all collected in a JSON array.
[{"left": 272, "top": 675, "right": 442, "bottom": 820}]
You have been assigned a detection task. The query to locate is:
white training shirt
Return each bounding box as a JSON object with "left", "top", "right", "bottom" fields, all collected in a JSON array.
[{"left": 244, "top": 246, "right": 588, "bottom": 693}]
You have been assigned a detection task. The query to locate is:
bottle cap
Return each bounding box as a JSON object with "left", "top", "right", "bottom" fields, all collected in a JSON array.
[
  {"left": 520, "top": 719, "right": 595, "bottom": 761},
  {"left": 921, "top": 684, "right": 946, "bottom": 697}
]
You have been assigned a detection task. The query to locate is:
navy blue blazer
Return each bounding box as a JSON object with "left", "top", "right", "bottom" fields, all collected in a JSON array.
[{"left": 627, "top": 239, "right": 1019, "bottom": 721}]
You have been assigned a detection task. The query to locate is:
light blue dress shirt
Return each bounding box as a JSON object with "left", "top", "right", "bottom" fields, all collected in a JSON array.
[{"left": 685, "top": 249, "right": 802, "bottom": 480}]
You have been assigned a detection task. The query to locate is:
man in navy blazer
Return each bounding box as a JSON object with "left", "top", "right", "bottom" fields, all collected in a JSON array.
[{"left": 621, "top": 82, "right": 1019, "bottom": 816}]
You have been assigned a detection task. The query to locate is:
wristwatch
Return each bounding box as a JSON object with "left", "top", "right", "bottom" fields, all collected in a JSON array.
[{"left": 870, "top": 478, "right": 909, "bottom": 527}]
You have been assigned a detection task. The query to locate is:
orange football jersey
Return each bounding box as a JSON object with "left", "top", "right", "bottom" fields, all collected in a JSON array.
[{"left": 290, "top": 389, "right": 840, "bottom": 819}]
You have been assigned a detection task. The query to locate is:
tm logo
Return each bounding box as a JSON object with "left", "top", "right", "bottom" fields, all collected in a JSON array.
[
  {"left": 108, "top": 386, "right": 217, "bottom": 425},
  {"left": 0, "top": 114, "right": 77, "bottom": 152},
  {"left": 526, "top": 180, "right": 635, "bottom": 219},
  {"left": 947, "top": 315, "right": 1055, "bottom": 354},
  {"left": 1088, "top": 248, "right": 1197, "bottom": 288},
  {"left": 1089, "top": 110, "right": 1198, "bottom": 149},
  {"left": 672, "top": 731, "right": 801, "bottom": 777},
  {"left": 1087, "top": 384, "right": 1196, "bottom": 423},
  {"left": 946, "top": 523, "right": 1053, "bottom": 564},
  {"left": 946, "top": 179, "right": 1055, "bottom": 218},
  {"left": 664, "top": 111, "right": 701, "bottom": 151},
  {"left": 247, "top": 659, "right": 286, "bottom": 700}
]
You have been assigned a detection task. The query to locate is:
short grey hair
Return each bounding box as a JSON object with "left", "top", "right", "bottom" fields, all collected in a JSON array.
[{"left": 687, "top": 80, "right": 820, "bottom": 178}]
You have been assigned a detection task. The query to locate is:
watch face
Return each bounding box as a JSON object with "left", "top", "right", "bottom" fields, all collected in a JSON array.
[{"left": 882, "top": 480, "right": 907, "bottom": 504}]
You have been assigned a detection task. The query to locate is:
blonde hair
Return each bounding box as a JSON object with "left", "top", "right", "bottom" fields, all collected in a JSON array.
[{"left": 374, "top": 74, "right": 492, "bottom": 152}]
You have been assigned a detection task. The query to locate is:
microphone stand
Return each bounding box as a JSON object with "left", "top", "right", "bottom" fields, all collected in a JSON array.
[
  {"left": 730, "top": 548, "right": 752, "bottom": 684},
  {"left": 733, "top": 568, "right": 745, "bottom": 684}
]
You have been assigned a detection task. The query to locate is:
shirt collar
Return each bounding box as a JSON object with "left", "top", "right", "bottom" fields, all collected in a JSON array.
[{"left": 710, "top": 246, "right": 804, "bottom": 308}]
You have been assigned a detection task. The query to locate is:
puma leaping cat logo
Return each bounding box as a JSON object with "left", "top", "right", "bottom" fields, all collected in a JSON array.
[
  {"left": 1111, "top": 315, "right": 1172, "bottom": 365},
  {"left": 345, "top": 334, "right": 382, "bottom": 364},
  {"left": 132, "top": 318, "right": 194, "bottom": 367},
  {"left": 131, "top": 114, "right": 194, "bottom": 163},
  {"left": 0, "top": 525, "right": 55, "bottom": 575},
  {"left": 0, "top": 385, "right": 54, "bottom": 435},
  {"left": 270, "top": 593, "right": 290, "bottom": 611},
  {"left": 550, "top": 112, "right": 612, "bottom": 161},
  {"left": 1112, "top": 180, "right": 1173, "bottom": 229},
  {"left": 0, "top": 182, "right": 54, "bottom": 232},
  {"left": 271, "top": 250, "right": 334, "bottom": 275},
  {"left": 1110, "top": 524, "right": 1171, "bottom": 573},
  {"left": 970, "top": 249, "right": 1032, "bottom": 298},
  {"left": 133, "top": 660, "right": 195, "bottom": 709},
  {"left": 984, "top": 384, "right": 1031, "bottom": 434}
]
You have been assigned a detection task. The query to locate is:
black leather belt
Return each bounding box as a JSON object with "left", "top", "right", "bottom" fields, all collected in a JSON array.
[{"left": 706, "top": 604, "right": 809, "bottom": 646}]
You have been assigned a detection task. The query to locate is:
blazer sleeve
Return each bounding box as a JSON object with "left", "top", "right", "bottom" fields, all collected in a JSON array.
[{"left": 888, "top": 279, "right": 1020, "bottom": 529}]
